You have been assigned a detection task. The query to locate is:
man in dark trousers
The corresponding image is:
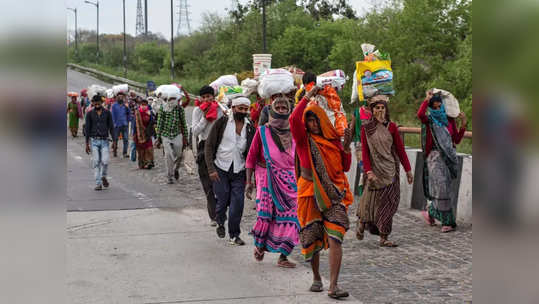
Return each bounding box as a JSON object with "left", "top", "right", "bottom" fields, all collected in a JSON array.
[
  {"left": 111, "top": 92, "right": 131, "bottom": 158},
  {"left": 205, "top": 96, "right": 255, "bottom": 246},
  {"left": 85, "top": 95, "right": 115, "bottom": 191}
]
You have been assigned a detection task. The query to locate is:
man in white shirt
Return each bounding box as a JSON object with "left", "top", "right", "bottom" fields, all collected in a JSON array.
[
  {"left": 191, "top": 85, "right": 223, "bottom": 227},
  {"left": 204, "top": 96, "right": 255, "bottom": 245}
]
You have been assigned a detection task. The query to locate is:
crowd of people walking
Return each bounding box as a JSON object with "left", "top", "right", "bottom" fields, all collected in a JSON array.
[{"left": 67, "top": 71, "right": 467, "bottom": 300}]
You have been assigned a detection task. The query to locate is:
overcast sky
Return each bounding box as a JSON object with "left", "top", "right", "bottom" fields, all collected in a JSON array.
[{"left": 65, "top": 0, "right": 375, "bottom": 38}]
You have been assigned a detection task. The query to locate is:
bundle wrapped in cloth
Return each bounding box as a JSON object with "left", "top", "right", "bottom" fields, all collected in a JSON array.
[
  {"left": 306, "top": 82, "right": 347, "bottom": 137},
  {"left": 159, "top": 84, "right": 183, "bottom": 100},
  {"left": 257, "top": 68, "right": 295, "bottom": 99},
  {"left": 432, "top": 88, "right": 460, "bottom": 118},
  {"left": 67, "top": 91, "right": 79, "bottom": 97},
  {"left": 240, "top": 78, "right": 258, "bottom": 96},
  {"left": 352, "top": 43, "right": 394, "bottom": 103},
  {"left": 317, "top": 69, "right": 347, "bottom": 91},
  {"left": 87, "top": 84, "right": 107, "bottom": 100},
  {"left": 112, "top": 84, "right": 129, "bottom": 96},
  {"left": 210, "top": 75, "right": 239, "bottom": 94}
]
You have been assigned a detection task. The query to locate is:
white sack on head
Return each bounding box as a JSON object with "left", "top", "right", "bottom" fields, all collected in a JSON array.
[
  {"left": 432, "top": 88, "right": 460, "bottom": 118},
  {"left": 159, "top": 85, "right": 182, "bottom": 100},
  {"left": 210, "top": 75, "right": 239, "bottom": 93},
  {"left": 257, "top": 68, "right": 295, "bottom": 99},
  {"left": 112, "top": 84, "right": 129, "bottom": 96},
  {"left": 240, "top": 78, "right": 259, "bottom": 96},
  {"left": 87, "top": 84, "right": 107, "bottom": 100}
]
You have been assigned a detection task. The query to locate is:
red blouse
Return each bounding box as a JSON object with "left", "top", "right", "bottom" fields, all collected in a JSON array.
[
  {"left": 290, "top": 96, "right": 351, "bottom": 172},
  {"left": 360, "top": 121, "right": 412, "bottom": 173},
  {"left": 417, "top": 98, "right": 466, "bottom": 157}
]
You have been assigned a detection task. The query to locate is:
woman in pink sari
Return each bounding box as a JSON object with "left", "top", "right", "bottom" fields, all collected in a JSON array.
[{"left": 246, "top": 96, "right": 299, "bottom": 268}]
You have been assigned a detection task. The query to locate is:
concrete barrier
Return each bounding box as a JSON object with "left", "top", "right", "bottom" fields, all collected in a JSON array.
[{"left": 347, "top": 146, "right": 472, "bottom": 225}]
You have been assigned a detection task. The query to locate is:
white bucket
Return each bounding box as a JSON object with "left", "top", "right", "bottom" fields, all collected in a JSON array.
[{"left": 253, "top": 54, "right": 272, "bottom": 78}]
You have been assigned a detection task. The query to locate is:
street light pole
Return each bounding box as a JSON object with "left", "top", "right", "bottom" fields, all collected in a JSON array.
[
  {"left": 262, "top": 0, "right": 267, "bottom": 52},
  {"left": 144, "top": 0, "right": 148, "bottom": 36},
  {"left": 123, "top": 0, "right": 127, "bottom": 78},
  {"left": 170, "top": 0, "right": 175, "bottom": 80},
  {"left": 67, "top": 7, "right": 78, "bottom": 56},
  {"left": 84, "top": 0, "right": 99, "bottom": 60}
]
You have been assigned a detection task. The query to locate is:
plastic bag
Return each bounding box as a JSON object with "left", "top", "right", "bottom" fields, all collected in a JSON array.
[
  {"left": 210, "top": 75, "right": 238, "bottom": 93},
  {"left": 257, "top": 68, "right": 295, "bottom": 99},
  {"left": 432, "top": 88, "right": 460, "bottom": 118},
  {"left": 317, "top": 69, "right": 347, "bottom": 91},
  {"left": 240, "top": 78, "right": 258, "bottom": 96},
  {"left": 87, "top": 84, "right": 107, "bottom": 100},
  {"left": 112, "top": 84, "right": 129, "bottom": 96},
  {"left": 355, "top": 60, "right": 394, "bottom": 101},
  {"left": 159, "top": 85, "right": 183, "bottom": 100}
]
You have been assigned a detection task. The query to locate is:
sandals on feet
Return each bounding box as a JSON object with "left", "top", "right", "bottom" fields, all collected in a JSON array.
[
  {"left": 441, "top": 226, "right": 455, "bottom": 233},
  {"left": 328, "top": 288, "right": 349, "bottom": 299},
  {"left": 421, "top": 210, "right": 436, "bottom": 226},
  {"left": 310, "top": 280, "right": 323, "bottom": 292},
  {"left": 380, "top": 239, "right": 398, "bottom": 247},
  {"left": 277, "top": 258, "right": 296, "bottom": 268},
  {"left": 254, "top": 247, "right": 264, "bottom": 262}
]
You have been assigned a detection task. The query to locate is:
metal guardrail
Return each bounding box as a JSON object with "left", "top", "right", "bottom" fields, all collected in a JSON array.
[
  {"left": 67, "top": 63, "right": 198, "bottom": 100},
  {"left": 398, "top": 126, "right": 472, "bottom": 139}
]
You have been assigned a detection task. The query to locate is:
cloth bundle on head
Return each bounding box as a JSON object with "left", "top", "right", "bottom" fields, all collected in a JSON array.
[
  {"left": 80, "top": 89, "right": 88, "bottom": 97},
  {"left": 305, "top": 82, "right": 347, "bottom": 137},
  {"left": 268, "top": 96, "right": 292, "bottom": 152},
  {"left": 231, "top": 96, "right": 251, "bottom": 107}
]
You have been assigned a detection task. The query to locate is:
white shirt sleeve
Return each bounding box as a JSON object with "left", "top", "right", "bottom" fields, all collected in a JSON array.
[
  {"left": 351, "top": 70, "right": 358, "bottom": 104},
  {"left": 191, "top": 107, "right": 208, "bottom": 140}
]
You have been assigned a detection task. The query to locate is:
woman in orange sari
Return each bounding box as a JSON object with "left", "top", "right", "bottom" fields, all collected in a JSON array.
[{"left": 289, "top": 86, "right": 354, "bottom": 299}]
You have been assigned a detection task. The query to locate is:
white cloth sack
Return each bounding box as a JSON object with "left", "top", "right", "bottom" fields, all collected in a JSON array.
[
  {"left": 257, "top": 68, "right": 295, "bottom": 99},
  {"left": 87, "top": 84, "right": 107, "bottom": 100},
  {"left": 210, "top": 75, "right": 239, "bottom": 93},
  {"left": 432, "top": 88, "right": 460, "bottom": 118},
  {"left": 112, "top": 84, "right": 129, "bottom": 96},
  {"left": 106, "top": 89, "right": 114, "bottom": 99},
  {"left": 159, "top": 85, "right": 183, "bottom": 100},
  {"left": 317, "top": 69, "right": 347, "bottom": 91},
  {"left": 240, "top": 78, "right": 258, "bottom": 96}
]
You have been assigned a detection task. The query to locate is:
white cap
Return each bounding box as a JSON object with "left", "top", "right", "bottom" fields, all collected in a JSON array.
[{"left": 231, "top": 96, "right": 251, "bottom": 107}]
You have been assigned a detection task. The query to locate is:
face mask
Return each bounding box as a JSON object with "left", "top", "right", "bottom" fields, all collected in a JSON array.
[{"left": 233, "top": 112, "right": 247, "bottom": 121}]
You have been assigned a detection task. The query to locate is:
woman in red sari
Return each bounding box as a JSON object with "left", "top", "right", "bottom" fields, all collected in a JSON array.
[{"left": 134, "top": 99, "right": 155, "bottom": 169}]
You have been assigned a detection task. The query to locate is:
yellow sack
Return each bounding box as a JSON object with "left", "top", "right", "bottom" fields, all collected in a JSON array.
[{"left": 355, "top": 60, "right": 394, "bottom": 101}]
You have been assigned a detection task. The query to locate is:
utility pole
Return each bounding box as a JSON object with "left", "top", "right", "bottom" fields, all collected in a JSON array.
[
  {"left": 123, "top": 0, "right": 127, "bottom": 78},
  {"left": 262, "top": 0, "right": 267, "bottom": 52},
  {"left": 170, "top": 0, "right": 175, "bottom": 80},
  {"left": 136, "top": 0, "right": 145, "bottom": 36},
  {"left": 144, "top": 0, "right": 148, "bottom": 36},
  {"left": 84, "top": 0, "right": 99, "bottom": 60},
  {"left": 67, "top": 7, "right": 78, "bottom": 57}
]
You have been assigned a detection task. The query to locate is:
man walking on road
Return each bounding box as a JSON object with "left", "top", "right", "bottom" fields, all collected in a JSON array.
[
  {"left": 111, "top": 92, "right": 131, "bottom": 158},
  {"left": 155, "top": 87, "right": 189, "bottom": 184},
  {"left": 192, "top": 85, "right": 223, "bottom": 226},
  {"left": 204, "top": 96, "right": 255, "bottom": 246},
  {"left": 85, "top": 95, "right": 115, "bottom": 191}
]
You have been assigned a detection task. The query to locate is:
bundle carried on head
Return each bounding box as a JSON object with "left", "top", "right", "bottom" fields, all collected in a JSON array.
[
  {"left": 87, "top": 84, "right": 107, "bottom": 100},
  {"left": 112, "top": 84, "right": 129, "bottom": 96},
  {"left": 257, "top": 68, "right": 296, "bottom": 99},
  {"left": 159, "top": 84, "right": 183, "bottom": 100},
  {"left": 210, "top": 75, "right": 239, "bottom": 94},
  {"left": 317, "top": 69, "right": 347, "bottom": 91},
  {"left": 430, "top": 88, "right": 460, "bottom": 118},
  {"left": 352, "top": 43, "right": 394, "bottom": 103}
]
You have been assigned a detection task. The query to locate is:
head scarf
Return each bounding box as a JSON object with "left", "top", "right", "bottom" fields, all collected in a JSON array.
[
  {"left": 302, "top": 103, "right": 339, "bottom": 141},
  {"left": 231, "top": 96, "right": 251, "bottom": 107},
  {"left": 368, "top": 99, "right": 391, "bottom": 123},
  {"left": 267, "top": 96, "right": 292, "bottom": 151},
  {"left": 428, "top": 103, "right": 449, "bottom": 127}
]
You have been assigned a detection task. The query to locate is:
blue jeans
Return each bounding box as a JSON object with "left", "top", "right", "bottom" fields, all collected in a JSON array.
[
  {"left": 91, "top": 138, "right": 110, "bottom": 185},
  {"left": 114, "top": 125, "right": 129, "bottom": 155},
  {"left": 213, "top": 166, "right": 246, "bottom": 238}
]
